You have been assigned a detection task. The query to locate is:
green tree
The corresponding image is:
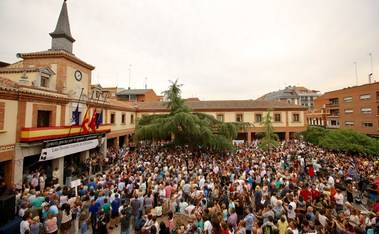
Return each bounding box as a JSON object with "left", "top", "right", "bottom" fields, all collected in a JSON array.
[
  {"left": 301, "top": 127, "right": 379, "bottom": 156},
  {"left": 135, "top": 80, "right": 243, "bottom": 151},
  {"left": 259, "top": 111, "right": 279, "bottom": 152}
]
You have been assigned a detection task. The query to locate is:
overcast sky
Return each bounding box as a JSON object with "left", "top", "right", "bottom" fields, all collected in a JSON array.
[{"left": 1, "top": 0, "right": 378, "bottom": 99}]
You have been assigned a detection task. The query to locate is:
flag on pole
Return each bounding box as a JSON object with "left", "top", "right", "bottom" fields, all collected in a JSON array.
[
  {"left": 89, "top": 110, "right": 97, "bottom": 132},
  {"left": 81, "top": 111, "right": 90, "bottom": 134},
  {"left": 96, "top": 111, "right": 103, "bottom": 128},
  {"left": 71, "top": 105, "right": 80, "bottom": 125}
]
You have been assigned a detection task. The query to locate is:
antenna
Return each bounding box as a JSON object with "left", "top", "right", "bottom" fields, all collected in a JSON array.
[
  {"left": 354, "top": 62, "right": 358, "bottom": 86},
  {"left": 128, "top": 64, "right": 132, "bottom": 89},
  {"left": 369, "top": 52, "right": 374, "bottom": 83}
]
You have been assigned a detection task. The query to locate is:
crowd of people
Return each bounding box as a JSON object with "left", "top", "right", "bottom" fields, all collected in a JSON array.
[{"left": 13, "top": 140, "right": 379, "bottom": 233}]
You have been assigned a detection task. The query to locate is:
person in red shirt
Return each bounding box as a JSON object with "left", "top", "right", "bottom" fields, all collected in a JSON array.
[
  {"left": 300, "top": 184, "right": 312, "bottom": 202},
  {"left": 308, "top": 165, "right": 315, "bottom": 179},
  {"left": 310, "top": 184, "right": 321, "bottom": 201}
]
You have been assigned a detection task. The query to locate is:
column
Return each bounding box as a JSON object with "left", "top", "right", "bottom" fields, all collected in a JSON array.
[
  {"left": 52, "top": 157, "right": 64, "bottom": 185},
  {"left": 124, "top": 134, "right": 129, "bottom": 146},
  {"left": 285, "top": 132, "right": 290, "bottom": 141},
  {"left": 114, "top": 137, "right": 120, "bottom": 150},
  {"left": 101, "top": 137, "right": 107, "bottom": 158},
  {"left": 247, "top": 132, "right": 252, "bottom": 144},
  {"left": 14, "top": 144, "right": 24, "bottom": 189},
  {"left": 80, "top": 150, "right": 89, "bottom": 162}
]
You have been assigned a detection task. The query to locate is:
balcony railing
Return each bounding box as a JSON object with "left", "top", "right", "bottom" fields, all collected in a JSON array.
[
  {"left": 326, "top": 103, "right": 339, "bottom": 108},
  {"left": 327, "top": 125, "right": 340, "bottom": 129},
  {"left": 20, "top": 124, "right": 112, "bottom": 142}
]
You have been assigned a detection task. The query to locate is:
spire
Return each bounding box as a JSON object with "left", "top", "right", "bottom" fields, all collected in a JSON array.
[{"left": 49, "top": 0, "right": 75, "bottom": 53}]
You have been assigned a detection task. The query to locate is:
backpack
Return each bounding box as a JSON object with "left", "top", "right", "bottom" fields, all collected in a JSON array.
[{"left": 263, "top": 224, "right": 272, "bottom": 234}]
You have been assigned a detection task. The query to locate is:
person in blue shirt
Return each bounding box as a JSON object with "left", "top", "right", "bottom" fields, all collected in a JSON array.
[
  {"left": 110, "top": 194, "right": 121, "bottom": 229},
  {"left": 244, "top": 207, "right": 255, "bottom": 234},
  {"left": 89, "top": 199, "right": 100, "bottom": 233}
]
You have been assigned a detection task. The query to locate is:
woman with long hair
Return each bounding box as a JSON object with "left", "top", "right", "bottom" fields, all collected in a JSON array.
[{"left": 60, "top": 203, "right": 72, "bottom": 234}]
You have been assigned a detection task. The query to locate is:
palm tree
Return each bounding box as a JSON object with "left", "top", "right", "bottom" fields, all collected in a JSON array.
[
  {"left": 135, "top": 80, "right": 244, "bottom": 151},
  {"left": 259, "top": 111, "right": 279, "bottom": 153}
]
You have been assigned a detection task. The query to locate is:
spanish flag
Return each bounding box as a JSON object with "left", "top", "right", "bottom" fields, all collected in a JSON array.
[
  {"left": 81, "top": 111, "right": 90, "bottom": 134},
  {"left": 89, "top": 111, "right": 97, "bottom": 132}
]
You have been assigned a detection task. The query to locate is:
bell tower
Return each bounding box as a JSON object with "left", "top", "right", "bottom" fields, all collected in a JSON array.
[{"left": 49, "top": 0, "right": 75, "bottom": 53}]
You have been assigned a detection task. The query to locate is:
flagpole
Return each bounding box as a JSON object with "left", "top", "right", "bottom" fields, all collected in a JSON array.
[{"left": 67, "top": 88, "right": 84, "bottom": 137}]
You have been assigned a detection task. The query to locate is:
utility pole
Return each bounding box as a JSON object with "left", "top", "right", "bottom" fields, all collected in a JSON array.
[
  {"left": 354, "top": 62, "right": 358, "bottom": 86},
  {"left": 369, "top": 53, "right": 374, "bottom": 83}
]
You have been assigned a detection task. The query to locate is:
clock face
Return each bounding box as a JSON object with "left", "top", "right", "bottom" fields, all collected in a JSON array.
[{"left": 74, "top": 70, "right": 82, "bottom": 81}]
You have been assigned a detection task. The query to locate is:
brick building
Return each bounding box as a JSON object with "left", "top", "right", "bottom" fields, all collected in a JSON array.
[{"left": 306, "top": 82, "right": 379, "bottom": 137}]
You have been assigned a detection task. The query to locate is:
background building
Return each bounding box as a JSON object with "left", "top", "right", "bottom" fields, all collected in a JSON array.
[
  {"left": 258, "top": 86, "right": 321, "bottom": 108},
  {"left": 136, "top": 100, "right": 307, "bottom": 142},
  {"left": 306, "top": 82, "right": 379, "bottom": 137}
]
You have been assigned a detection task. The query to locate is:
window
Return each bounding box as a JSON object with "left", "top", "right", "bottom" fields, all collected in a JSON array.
[
  {"left": 130, "top": 114, "right": 134, "bottom": 124},
  {"left": 235, "top": 113, "right": 243, "bottom": 122},
  {"left": 343, "top": 96, "right": 352, "bottom": 103},
  {"left": 216, "top": 114, "right": 224, "bottom": 122},
  {"left": 274, "top": 113, "right": 281, "bottom": 122},
  {"left": 37, "top": 110, "right": 51, "bottom": 127},
  {"left": 361, "top": 108, "right": 372, "bottom": 114},
  {"left": 0, "top": 102, "right": 4, "bottom": 130},
  {"left": 255, "top": 114, "right": 262, "bottom": 123},
  {"left": 344, "top": 109, "right": 353, "bottom": 114},
  {"left": 329, "top": 98, "right": 339, "bottom": 105},
  {"left": 110, "top": 113, "right": 116, "bottom": 124},
  {"left": 360, "top": 94, "right": 371, "bottom": 100},
  {"left": 40, "top": 76, "right": 49, "bottom": 88},
  {"left": 362, "top": 122, "right": 373, "bottom": 127},
  {"left": 330, "top": 120, "right": 339, "bottom": 126},
  {"left": 376, "top": 92, "right": 379, "bottom": 100},
  {"left": 329, "top": 109, "right": 339, "bottom": 116},
  {"left": 345, "top": 121, "right": 354, "bottom": 126},
  {"left": 293, "top": 113, "right": 300, "bottom": 122},
  {"left": 121, "top": 113, "right": 126, "bottom": 124}
]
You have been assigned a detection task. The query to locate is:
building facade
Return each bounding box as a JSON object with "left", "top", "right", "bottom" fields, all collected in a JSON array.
[
  {"left": 259, "top": 86, "right": 320, "bottom": 108},
  {"left": 0, "top": 1, "right": 135, "bottom": 188},
  {"left": 306, "top": 82, "right": 379, "bottom": 137},
  {"left": 136, "top": 100, "right": 307, "bottom": 142}
]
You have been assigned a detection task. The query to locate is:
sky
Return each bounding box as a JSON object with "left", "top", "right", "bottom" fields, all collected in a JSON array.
[{"left": 1, "top": 0, "right": 379, "bottom": 100}]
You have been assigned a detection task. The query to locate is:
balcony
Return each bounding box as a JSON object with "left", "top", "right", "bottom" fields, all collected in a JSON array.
[
  {"left": 20, "top": 124, "right": 112, "bottom": 142},
  {"left": 327, "top": 125, "right": 340, "bottom": 129}
]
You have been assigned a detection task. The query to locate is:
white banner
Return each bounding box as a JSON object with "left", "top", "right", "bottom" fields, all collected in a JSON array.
[
  {"left": 39, "top": 139, "right": 99, "bottom": 161},
  {"left": 70, "top": 179, "right": 81, "bottom": 188}
]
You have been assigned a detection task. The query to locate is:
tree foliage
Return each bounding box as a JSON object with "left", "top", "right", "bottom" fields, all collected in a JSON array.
[
  {"left": 259, "top": 111, "right": 279, "bottom": 152},
  {"left": 301, "top": 127, "right": 379, "bottom": 156},
  {"left": 135, "top": 80, "right": 244, "bottom": 151}
]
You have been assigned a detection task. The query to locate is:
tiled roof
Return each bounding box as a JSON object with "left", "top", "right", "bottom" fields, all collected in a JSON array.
[
  {"left": 0, "top": 66, "right": 55, "bottom": 74},
  {"left": 17, "top": 50, "right": 94, "bottom": 70},
  {"left": 117, "top": 89, "right": 154, "bottom": 96},
  {"left": 137, "top": 100, "right": 306, "bottom": 111}
]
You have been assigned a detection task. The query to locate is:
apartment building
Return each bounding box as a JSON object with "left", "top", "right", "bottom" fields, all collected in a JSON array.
[{"left": 306, "top": 82, "right": 379, "bottom": 136}]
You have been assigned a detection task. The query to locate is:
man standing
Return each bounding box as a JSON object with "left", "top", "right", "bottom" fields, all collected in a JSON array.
[{"left": 244, "top": 207, "right": 255, "bottom": 234}]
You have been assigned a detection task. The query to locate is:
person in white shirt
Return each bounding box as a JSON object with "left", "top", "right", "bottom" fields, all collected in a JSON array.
[
  {"left": 334, "top": 189, "right": 344, "bottom": 211},
  {"left": 204, "top": 218, "right": 213, "bottom": 234},
  {"left": 20, "top": 213, "right": 30, "bottom": 234}
]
